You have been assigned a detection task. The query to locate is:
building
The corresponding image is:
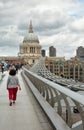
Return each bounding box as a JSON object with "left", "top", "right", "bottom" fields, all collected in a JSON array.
[
  {"left": 76, "top": 46, "right": 84, "bottom": 61},
  {"left": 49, "top": 46, "right": 56, "bottom": 57},
  {"left": 41, "top": 49, "right": 46, "bottom": 57},
  {"left": 18, "top": 20, "right": 42, "bottom": 66},
  {"left": 0, "top": 56, "right": 25, "bottom": 65},
  {"left": 45, "top": 56, "right": 84, "bottom": 82}
]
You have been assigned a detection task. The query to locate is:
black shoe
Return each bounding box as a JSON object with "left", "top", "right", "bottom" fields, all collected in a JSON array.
[
  {"left": 13, "top": 101, "right": 15, "bottom": 104},
  {"left": 9, "top": 102, "right": 12, "bottom": 106}
]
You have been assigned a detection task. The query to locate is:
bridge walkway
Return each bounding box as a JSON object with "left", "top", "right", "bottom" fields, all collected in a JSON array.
[{"left": 0, "top": 70, "right": 53, "bottom": 130}]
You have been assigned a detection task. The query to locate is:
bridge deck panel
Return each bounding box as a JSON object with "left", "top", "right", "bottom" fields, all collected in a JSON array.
[{"left": 0, "top": 71, "right": 52, "bottom": 130}]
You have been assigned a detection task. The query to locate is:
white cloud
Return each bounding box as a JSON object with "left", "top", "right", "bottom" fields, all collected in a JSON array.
[
  {"left": 0, "top": 0, "right": 84, "bottom": 59},
  {"left": 70, "top": 16, "right": 84, "bottom": 32}
]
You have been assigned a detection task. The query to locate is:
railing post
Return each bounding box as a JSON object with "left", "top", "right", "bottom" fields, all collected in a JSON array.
[{"left": 66, "top": 109, "right": 68, "bottom": 123}]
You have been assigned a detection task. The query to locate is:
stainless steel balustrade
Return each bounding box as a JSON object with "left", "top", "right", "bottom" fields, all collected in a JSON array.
[
  {"left": 29, "top": 57, "right": 84, "bottom": 91},
  {"left": 23, "top": 67, "right": 84, "bottom": 130}
]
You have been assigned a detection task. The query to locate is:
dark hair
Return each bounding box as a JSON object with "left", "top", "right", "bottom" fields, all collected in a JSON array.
[{"left": 9, "top": 69, "right": 16, "bottom": 76}]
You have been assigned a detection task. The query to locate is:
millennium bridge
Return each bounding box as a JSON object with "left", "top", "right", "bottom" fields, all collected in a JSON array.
[{"left": 0, "top": 57, "right": 84, "bottom": 130}]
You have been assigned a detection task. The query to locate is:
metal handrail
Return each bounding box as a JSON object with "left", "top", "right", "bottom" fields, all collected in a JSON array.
[
  {"left": 23, "top": 67, "right": 84, "bottom": 130},
  {"left": 24, "top": 67, "right": 84, "bottom": 105}
]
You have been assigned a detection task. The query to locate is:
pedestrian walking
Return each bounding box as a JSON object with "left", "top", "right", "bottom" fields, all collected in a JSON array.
[
  {"left": 7, "top": 69, "right": 21, "bottom": 106},
  {"left": 1, "top": 64, "right": 4, "bottom": 73},
  {"left": 9, "top": 64, "right": 16, "bottom": 71},
  {"left": 6, "top": 63, "right": 10, "bottom": 70}
]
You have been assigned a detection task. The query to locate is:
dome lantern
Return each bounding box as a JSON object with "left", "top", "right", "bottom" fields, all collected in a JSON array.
[
  {"left": 29, "top": 20, "right": 33, "bottom": 33},
  {"left": 23, "top": 20, "right": 39, "bottom": 43}
]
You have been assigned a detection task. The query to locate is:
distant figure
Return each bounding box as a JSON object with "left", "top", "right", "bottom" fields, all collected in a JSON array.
[
  {"left": 9, "top": 64, "right": 16, "bottom": 72},
  {"left": 15, "top": 63, "right": 20, "bottom": 73},
  {"left": 7, "top": 69, "right": 21, "bottom": 106},
  {"left": 6, "top": 63, "right": 10, "bottom": 70},
  {"left": 1, "top": 64, "right": 4, "bottom": 73}
]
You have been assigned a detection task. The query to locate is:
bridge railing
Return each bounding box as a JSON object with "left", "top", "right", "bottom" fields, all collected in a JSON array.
[{"left": 22, "top": 67, "right": 84, "bottom": 130}]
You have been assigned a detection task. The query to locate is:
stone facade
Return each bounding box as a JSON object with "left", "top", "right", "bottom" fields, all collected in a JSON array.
[
  {"left": 45, "top": 56, "right": 84, "bottom": 82},
  {"left": 18, "top": 20, "right": 42, "bottom": 66}
]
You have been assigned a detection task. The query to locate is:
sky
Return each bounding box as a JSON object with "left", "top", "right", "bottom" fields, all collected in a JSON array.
[{"left": 0, "top": 0, "right": 84, "bottom": 59}]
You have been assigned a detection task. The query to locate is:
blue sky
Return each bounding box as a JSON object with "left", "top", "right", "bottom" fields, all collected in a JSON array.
[
  {"left": 77, "top": 0, "right": 84, "bottom": 2},
  {"left": 0, "top": 0, "right": 84, "bottom": 59}
]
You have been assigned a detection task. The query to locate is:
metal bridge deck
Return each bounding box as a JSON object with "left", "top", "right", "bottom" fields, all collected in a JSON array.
[{"left": 0, "top": 70, "right": 53, "bottom": 130}]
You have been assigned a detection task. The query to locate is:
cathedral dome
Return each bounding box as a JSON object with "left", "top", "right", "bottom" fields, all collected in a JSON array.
[
  {"left": 23, "top": 20, "right": 39, "bottom": 43},
  {"left": 23, "top": 33, "right": 39, "bottom": 43}
]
